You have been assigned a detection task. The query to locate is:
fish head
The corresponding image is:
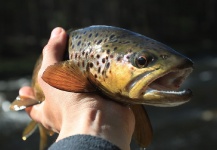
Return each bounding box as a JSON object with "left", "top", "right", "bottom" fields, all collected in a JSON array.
[
  {"left": 96, "top": 33, "right": 193, "bottom": 106},
  {"left": 123, "top": 39, "right": 193, "bottom": 106}
]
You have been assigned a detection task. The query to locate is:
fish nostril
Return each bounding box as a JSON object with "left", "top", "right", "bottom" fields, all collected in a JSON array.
[{"left": 160, "top": 54, "right": 169, "bottom": 60}]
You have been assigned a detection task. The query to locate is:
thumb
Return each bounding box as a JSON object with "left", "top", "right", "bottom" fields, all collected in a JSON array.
[{"left": 38, "top": 27, "right": 67, "bottom": 90}]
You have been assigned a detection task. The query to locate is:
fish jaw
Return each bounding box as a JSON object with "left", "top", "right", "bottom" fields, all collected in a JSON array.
[
  {"left": 141, "top": 67, "right": 193, "bottom": 106},
  {"left": 127, "top": 54, "right": 193, "bottom": 106}
]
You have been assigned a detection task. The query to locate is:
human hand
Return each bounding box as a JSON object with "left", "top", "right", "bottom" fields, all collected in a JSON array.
[{"left": 19, "top": 27, "right": 135, "bottom": 150}]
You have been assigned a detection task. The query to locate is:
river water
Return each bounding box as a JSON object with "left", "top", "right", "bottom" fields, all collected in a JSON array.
[{"left": 0, "top": 57, "right": 217, "bottom": 150}]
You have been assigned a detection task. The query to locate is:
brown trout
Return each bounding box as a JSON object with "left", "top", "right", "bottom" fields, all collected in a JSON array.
[{"left": 10, "top": 25, "right": 193, "bottom": 149}]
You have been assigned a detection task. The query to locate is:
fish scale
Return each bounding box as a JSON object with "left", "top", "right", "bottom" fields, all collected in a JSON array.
[{"left": 10, "top": 25, "right": 193, "bottom": 150}]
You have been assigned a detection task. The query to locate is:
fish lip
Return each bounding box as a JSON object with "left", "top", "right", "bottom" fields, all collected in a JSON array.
[
  {"left": 143, "top": 88, "right": 192, "bottom": 107},
  {"left": 147, "top": 67, "right": 193, "bottom": 91},
  {"left": 141, "top": 66, "right": 193, "bottom": 106},
  {"left": 126, "top": 64, "right": 193, "bottom": 106}
]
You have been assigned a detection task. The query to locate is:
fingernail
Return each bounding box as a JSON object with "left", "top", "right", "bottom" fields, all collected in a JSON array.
[{"left": 51, "top": 27, "right": 63, "bottom": 38}]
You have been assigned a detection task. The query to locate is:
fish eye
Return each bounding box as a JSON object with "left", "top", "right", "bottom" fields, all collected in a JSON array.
[
  {"left": 135, "top": 56, "right": 149, "bottom": 68},
  {"left": 131, "top": 52, "right": 154, "bottom": 68}
]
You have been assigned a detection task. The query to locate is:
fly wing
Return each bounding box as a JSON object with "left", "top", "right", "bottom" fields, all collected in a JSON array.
[
  {"left": 131, "top": 105, "right": 153, "bottom": 148},
  {"left": 42, "top": 61, "right": 96, "bottom": 93}
]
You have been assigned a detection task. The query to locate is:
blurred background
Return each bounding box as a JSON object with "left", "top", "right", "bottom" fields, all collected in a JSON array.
[{"left": 0, "top": 0, "right": 216, "bottom": 149}]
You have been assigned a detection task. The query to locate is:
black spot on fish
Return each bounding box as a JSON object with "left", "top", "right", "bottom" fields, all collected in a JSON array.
[
  {"left": 94, "top": 74, "right": 97, "bottom": 78},
  {"left": 117, "top": 56, "right": 122, "bottom": 61},
  {"left": 95, "top": 33, "right": 99, "bottom": 37},
  {"left": 83, "top": 31, "right": 87, "bottom": 34},
  {"left": 90, "top": 54, "right": 94, "bottom": 58},
  {"left": 106, "top": 49, "right": 110, "bottom": 54},
  {"left": 85, "top": 52, "right": 88, "bottom": 58},
  {"left": 106, "top": 56, "right": 108, "bottom": 60},
  {"left": 97, "top": 39, "right": 102, "bottom": 45},
  {"left": 110, "top": 34, "right": 115, "bottom": 39},
  {"left": 75, "top": 53, "right": 78, "bottom": 59},
  {"left": 102, "top": 58, "right": 106, "bottom": 63},
  {"left": 77, "top": 41, "right": 81, "bottom": 46},
  {"left": 82, "top": 51, "right": 85, "bottom": 56},
  {"left": 114, "top": 47, "right": 117, "bottom": 51},
  {"left": 126, "top": 55, "right": 130, "bottom": 59},
  {"left": 82, "top": 61, "right": 85, "bottom": 68},
  {"left": 72, "top": 44, "right": 75, "bottom": 49},
  {"left": 105, "top": 45, "right": 109, "bottom": 47},
  {"left": 77, "top": 62, "right": 80, "bottom": 67},
  {"left": 88, "top": 42, "right": 91, "bottom": 46},
  {"left": 96, "top": 61, "right": 99, "bottom": 66},
  {"left": 102, "top": 70, "right": 105, "bottom": 75},
  {"left": 89, "top": 33, "right": 92, "bottom": 38},
  {"left": 75, "top": 35, "right": 79, "bottom": 39},
  {"left": 106, "top": 62, "right": 110, "bottom": 69},
  {"left": 128, "top": 49, "right": 132, "bottom": 53},
  {"left": 89, "top": 62, "right": 94, "bottom": 68},
  {"left": 104, "top": 39, "right": 108, "bottom": 43},
  {"left": 79, "top": 36, "right": 82, "bottom": 39},
  {"left": 96, "top": 54, "right": 100, "bottom": 59},
  {"left": 86, "top": 63, "right": 90, "bottom": 71},
  {"left": 110, "top": 55, "right": 114, "bottom": 58},
  {"left": 98, "top": 67, "right": 101, "bottom": 73}
]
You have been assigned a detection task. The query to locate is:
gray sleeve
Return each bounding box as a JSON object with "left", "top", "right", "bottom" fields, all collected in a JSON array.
[{"left": 48, "top": 134, "right": 121, "bottom": 150}]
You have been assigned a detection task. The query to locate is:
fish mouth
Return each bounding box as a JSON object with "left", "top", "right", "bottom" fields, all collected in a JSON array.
[
  {"left": 141, "top": 67, "right": 193, "bottom": 106},
  {"left": 127, "top": 59, "right": 193, "bottom": 106}
]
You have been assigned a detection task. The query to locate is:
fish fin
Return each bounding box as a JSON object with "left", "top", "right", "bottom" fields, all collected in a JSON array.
[
  {"left": 46, "top": 129, "right": 55, "bottom": 136},
  {"left": 131, "top": 105, "right": 153, "bottom": 148},
  {"left": 39, "top": 124, "right": 49, "bottom": 150},
  {"left": 22, "top": 120, "right": 38, "bottom": 141},
  {"left": 10, "top": 96, "right": 41, "bottom": 111},
  {"left": 23, "top": 121, "right": 54, "bottom": 150},
  {"left": 42, "top": 61, "right": 96, "bottom": 92}
]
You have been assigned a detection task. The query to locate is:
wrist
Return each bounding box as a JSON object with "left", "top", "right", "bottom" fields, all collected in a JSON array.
[{"left": 56, "top": 97, "right": 134, "bottom": 150}]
